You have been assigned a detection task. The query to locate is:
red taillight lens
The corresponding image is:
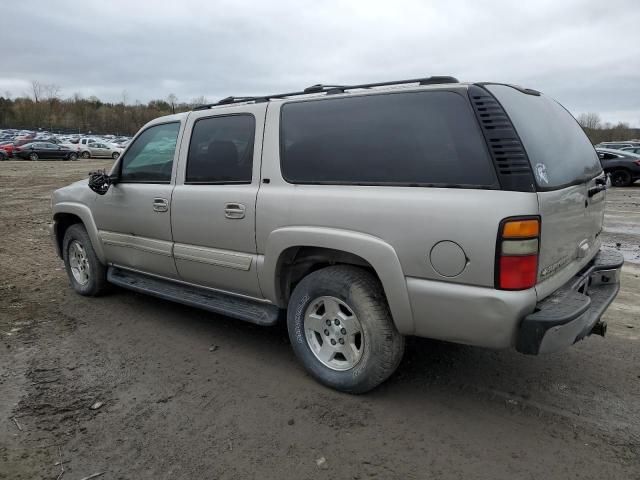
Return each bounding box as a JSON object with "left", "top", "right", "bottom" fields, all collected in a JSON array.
[
  {"left": 496, "top": 217, "right": 540, "bottom": 290},
  {"left": 498, "top": 255, "right": 538, "bottom": 290},
  {"left": 634, "top": 160, "right": 640, "bottom": 166}
]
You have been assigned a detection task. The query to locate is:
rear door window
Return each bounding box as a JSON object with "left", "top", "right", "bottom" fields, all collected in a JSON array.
[
  {"left": 486, "top": 84, "right": 602, "bottom": 190},
  {"left": 280, "top": 91, "right": 497, "bottom": 187}
]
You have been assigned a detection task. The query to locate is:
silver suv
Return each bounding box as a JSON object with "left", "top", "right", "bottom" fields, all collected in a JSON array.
[{"left": 51, "top": 77, "right": 623, "bottom": 393}]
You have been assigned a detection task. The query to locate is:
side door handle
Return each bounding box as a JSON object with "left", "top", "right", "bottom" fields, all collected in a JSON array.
[
  {"left": 224, "top": 203, "right": 246, "bottom": 219},
  {"left": 153, "top": 197, "right": 169, "bottom": 212}
]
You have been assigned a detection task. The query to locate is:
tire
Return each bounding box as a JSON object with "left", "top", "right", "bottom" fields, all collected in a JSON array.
[
  {"left": 62, "top": 224, "right": 108, "bottom": 296},
  {"left": 69, "top": 153, "right": 78, "bottom": 161},
  {"left": 29, "top": 152, "right": 38, "bottom": 161},
  {"left": 610, "top": 169, "right": 632, "bottom": 187},
  {"left": 287, "top": 265, "right": 405, "bottom": 393},
  {"left": 112, "top": 152, "right": 120, "bottom": 159},
  {"left": 81, "top": 151, "right": 90, "bottom": 159}
]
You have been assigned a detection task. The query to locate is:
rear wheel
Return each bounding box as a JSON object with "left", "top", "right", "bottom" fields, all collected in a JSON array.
[
  {"left": 62, "top": 224, "right": 108, "bottom": 296},
  {"left": 68, "top": 153, "right": 78, "bottom": 161},
  {"left": 29, "top": 152, "right": 38, "bottom": 161},
  {"left": 287, "top": 265, "right": 405, "bottom": 393},
  {"left": 81, "top": 151, "right": 90, "bottom": 159},
  {"left": 610, "top": 169, "right": 632, "bottom": 187},
  {"left": 112, "top": 152, "right": 120, "bottom": 159}
]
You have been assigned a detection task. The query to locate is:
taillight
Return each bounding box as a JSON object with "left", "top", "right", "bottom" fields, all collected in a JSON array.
[
  {"left": 634, "top": 160, "right": 640, "bottom": 167},
  {"left": 496, "top": 217, "right": 540, "bottom": 290}
]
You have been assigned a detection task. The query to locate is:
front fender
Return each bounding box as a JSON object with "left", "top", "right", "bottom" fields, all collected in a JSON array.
[
  {"left": 53, "top": 202, "right": 106, "bottom": 263},
  {"left": 260, "top": 226, "right": 415, "bottom": 335}
]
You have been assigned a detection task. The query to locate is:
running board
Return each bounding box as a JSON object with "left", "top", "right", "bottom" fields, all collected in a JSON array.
[{"left": 107, "top": 267, "right": 280, "bottom": 326}]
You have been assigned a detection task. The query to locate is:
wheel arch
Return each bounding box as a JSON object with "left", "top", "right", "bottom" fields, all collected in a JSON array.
[
  {"left": 606, "top": 167, "right": 633, "bottom": 186},
  {"left": 260, "top": 227, "right": 415, "bottom": 335},
  {"left": 53, "top": 203, "right": 106, "bottom": 263}
]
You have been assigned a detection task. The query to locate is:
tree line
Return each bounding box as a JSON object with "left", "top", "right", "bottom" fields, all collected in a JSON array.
[
  {"left": 0, "top": 81, "right": 206, "bottom": 136},
  {"left": 576, "top": 113, "right": 639, "bottom": 144},
  {"left": 0, "top": 81, "right": 638, "bottom": 142}
]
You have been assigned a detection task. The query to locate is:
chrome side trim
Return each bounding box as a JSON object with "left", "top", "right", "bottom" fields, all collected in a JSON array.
[
  {"left": 173, "top": 243, "right": 253, "bottom": 271},
  {"left": 109, "top": 263, "right": 271, "bottom": 304},
  {"left": 99, "top": 231, "right": 173, "bottom": 257}
]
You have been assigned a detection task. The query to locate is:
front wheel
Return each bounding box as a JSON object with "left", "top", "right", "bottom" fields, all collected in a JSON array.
[
  {"left": 610, "top": 169, "right": 632, "bottom": 187},
  {"left": 62, "top": 224, "right": 108, "bottom": 296},
  {"left": 29, "top": 152, "right": 38, "bottom": 161},
  {"left": 112, "top": 152, "right": 120, "bottom": 159},
  {"left": 68, "top": 153, "right": 78, "bottom": 161},
  {"left": 287, "top": 265, "right": 405, "bottom": 394},
  {"left": 81, "top": 151, "right": 90, "bottom": 159}
]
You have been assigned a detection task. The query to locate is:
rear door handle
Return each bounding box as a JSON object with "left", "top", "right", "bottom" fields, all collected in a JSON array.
[
  {"left": 153, "top": 197, "right": 169, "bottom": 212},
  {"left": 224, "top": 203, "right": 246, "bottom": 219},
  {"left": 588, "top": 185, "right": 607, "bottom": 198}
]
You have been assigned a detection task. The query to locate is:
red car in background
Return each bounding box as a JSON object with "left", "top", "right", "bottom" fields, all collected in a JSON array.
[
  {"left": 0, "top": 141, "right": 15, "bottom": 157},
  {"left": 0, "top": 139, "right": 33, "bottom": 157}
]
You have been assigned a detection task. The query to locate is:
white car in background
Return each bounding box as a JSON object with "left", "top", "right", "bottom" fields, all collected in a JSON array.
[{"left": 82, "top": 141, "right": 123, "bottom": 159}]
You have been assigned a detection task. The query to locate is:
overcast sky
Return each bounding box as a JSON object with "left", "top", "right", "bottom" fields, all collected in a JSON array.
[{"left": 3, "top": 0, "right": 639, "bottom": 125}]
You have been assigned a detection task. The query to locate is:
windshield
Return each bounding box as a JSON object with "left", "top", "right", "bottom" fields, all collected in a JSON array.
[{"left": 486, "top": 84, "right": 602, "bottom": 190}]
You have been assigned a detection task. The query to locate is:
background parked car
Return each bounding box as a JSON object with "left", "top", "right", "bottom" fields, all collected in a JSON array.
[
  {"left": 83, "top": 141, "right": 122, "bottom": 159},
  {"left": 0, "top": 141, "right": 15, "bottom": 157},
  {"left": 0, "top": 149, "right": 7, "bottom": 161},
  {"left": 596, "top": 148, "right": 640, "bottom": 186},
  {"left": 13, "top": 142, "right": 78, "bottom": 161},
  {"left": 595, "top": 141, "right": 640, "bottom": 150},
  {"left": 620, "top": 146, "right": 640, "bottom": 155},
  {"left": 0, "top": 140, "right": 30, "bottom": 157}
]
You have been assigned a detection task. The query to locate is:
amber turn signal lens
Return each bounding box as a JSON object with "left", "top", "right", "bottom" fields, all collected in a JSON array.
[{"left": 502, "top": 219, "right": 540, "bottom": 239}]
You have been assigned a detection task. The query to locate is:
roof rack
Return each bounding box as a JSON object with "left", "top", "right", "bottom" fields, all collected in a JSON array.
[{"left": 193, "top": 76, "right": 459, "bottom": 110}]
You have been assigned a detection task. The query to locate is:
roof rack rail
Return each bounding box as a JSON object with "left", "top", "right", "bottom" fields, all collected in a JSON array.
[{"left": 192, "top": 76, "right": 459, "bottom": 110}]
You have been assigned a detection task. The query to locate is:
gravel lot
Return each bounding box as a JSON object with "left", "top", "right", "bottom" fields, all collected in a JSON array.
[{"left": 1, "top": 160, "right": 639, "bottom": 479}]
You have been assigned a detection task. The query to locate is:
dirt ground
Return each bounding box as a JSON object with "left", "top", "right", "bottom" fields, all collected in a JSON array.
[{"left": 1, "top": 160, "right": 639, "bottom": 480}]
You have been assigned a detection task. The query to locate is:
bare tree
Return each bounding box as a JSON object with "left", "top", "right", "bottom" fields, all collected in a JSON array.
[
  {"left": 191, "top": 96, "right": 207, "bottom": 107},
  {"left": 167, "top": 93, "right": 178, "bottom": 114},
  {"left": 43, "top": 84, "right": 61, "bottom": 101},
  {"left": 30, "top": 80, "right": 44, "bottom": 103},
  {"left": 577, "top": 112, "right": 601, "bottom": 130}
]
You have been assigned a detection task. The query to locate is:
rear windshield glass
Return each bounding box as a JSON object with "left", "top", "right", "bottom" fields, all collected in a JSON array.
[
  {"left": 486, "top": 84, "right": 602, "bottom": 189},
  {"left": 280, "top": 91, "right": 497, "bottom": 187}
]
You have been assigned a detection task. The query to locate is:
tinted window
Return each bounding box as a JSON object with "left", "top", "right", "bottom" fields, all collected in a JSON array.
[
  {"left": 120, "top": 122, "right": 180, "bottom": 183},
  {"left": 280, "top": 91, "right": 497, "bottom": 187},
  {"left": 186, "top": 115, "right": 255, "bottom": 184},
  {"left": 487, "top": 85, "right": 602, "bottom": 189}
]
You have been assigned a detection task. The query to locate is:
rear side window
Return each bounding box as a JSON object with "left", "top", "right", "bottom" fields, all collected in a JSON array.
[
  {"left": 486, "top": 85, "right": 602, "bottom": 190},
  {"left": 280, "top": 91, "right": 497, "bottom": 187},
  {"left": 120, "top": 122, "right": 180, "bottom": 183},
  {"left": 186, "top": 114, "right": 255, "bottom": 184}
]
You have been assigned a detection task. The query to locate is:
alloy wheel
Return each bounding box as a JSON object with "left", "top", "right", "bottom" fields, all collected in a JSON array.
[{"left": 304, "top": 296, "right": 364, "bottom": 371}]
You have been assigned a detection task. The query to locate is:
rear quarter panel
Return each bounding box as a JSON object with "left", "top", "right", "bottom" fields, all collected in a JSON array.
[{"left": 256, "top": 101, "right": 539, "bottom": 336}]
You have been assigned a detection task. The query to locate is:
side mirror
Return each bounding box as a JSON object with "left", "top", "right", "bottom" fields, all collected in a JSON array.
[{"left": 88, "top": 169, "right": 116, "bottom": 195}]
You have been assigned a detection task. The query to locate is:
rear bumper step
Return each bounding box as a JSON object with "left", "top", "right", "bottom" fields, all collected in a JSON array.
[
  {"left": 107, "top": 267, "right": 281, "bottom": 326},
  {"left": 516, "top": 249, "right": 623, "bottom": 355}
]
